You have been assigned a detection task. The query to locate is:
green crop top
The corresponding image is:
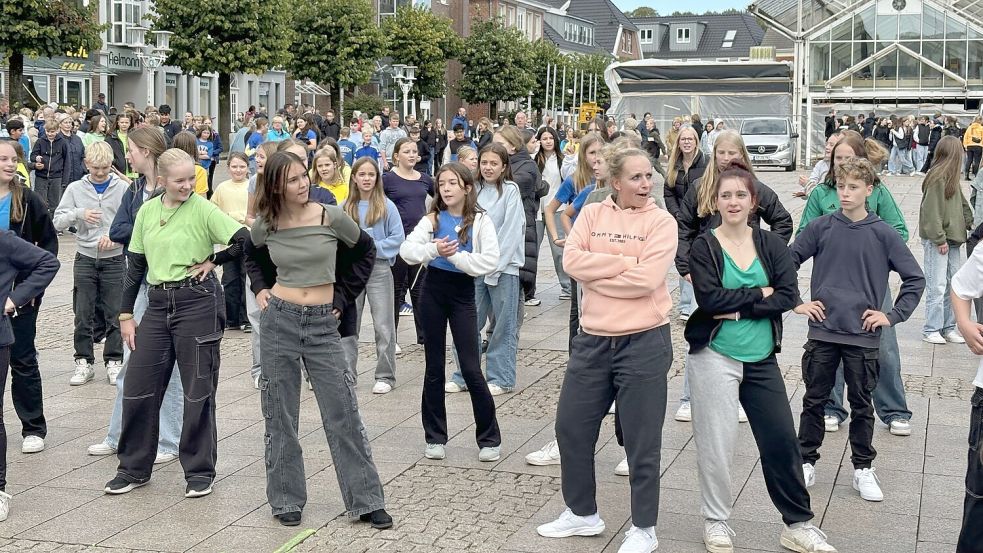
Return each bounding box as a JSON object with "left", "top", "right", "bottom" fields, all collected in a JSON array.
[{"left": 250, "top": 204, "right": 361, "bottom": 287}]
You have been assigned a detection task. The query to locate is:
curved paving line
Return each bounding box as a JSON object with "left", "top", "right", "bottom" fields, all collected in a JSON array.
[{"left": 274, "top": 529, "right": 316, "bottom": 553}]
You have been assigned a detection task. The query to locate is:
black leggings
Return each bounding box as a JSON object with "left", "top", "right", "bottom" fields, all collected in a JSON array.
[{"left": 0, "top": 345, "right": 9, "bottom": 490}]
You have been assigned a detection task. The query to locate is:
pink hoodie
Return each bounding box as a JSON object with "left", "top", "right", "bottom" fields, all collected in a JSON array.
[{"left": 564, "top": 196, "right": 678, "bottom": 336}]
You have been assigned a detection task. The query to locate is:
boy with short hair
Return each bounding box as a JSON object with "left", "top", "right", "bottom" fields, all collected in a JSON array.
[
  {"left": 29, "top": 119, "right": 66, "bottom": 219},
  {"left": 790, "top": 157, "right": 925, "bottom": 503},
  {"left": 337, "top": 127, "right": 357, "bottom": 167},
  {"left": 447, "top": 124, "right": 475, "bottom": 163},
  {"left": 52, "top": 141, "right": 129, "bottom": 387},
  {"left": 354, "top": 128, "right": 381, "bottom": 166}
]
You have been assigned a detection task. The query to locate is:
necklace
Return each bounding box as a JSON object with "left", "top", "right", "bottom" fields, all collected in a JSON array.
[
  {"left": 720, "top": 228, "right": 751, "bottom": 249},
  {"left": 159, "top": 196, "right": 187, "bottom": 227}
]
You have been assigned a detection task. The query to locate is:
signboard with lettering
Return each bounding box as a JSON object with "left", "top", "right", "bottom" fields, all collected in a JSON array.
[{"left": 107, "top": 48, "right": 143, "bottom": 73}]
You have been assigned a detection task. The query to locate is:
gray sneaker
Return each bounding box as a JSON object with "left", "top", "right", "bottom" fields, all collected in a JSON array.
[
  {"left": 425, "top": 443, "right": 446, "bottom": 460},
  {"left": 478, "top": 446, "right": 501, "bottom": 462}
]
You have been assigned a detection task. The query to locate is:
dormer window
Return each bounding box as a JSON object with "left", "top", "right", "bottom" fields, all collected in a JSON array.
[
  {"left": 677, "top": 27, "right": 691, "bottom": 43},
  {"left": 640, "top": 29, "right": 654, "bottom": 43},
  {"left": 722, "top": 29, "right": 736, "bottom": 48}
]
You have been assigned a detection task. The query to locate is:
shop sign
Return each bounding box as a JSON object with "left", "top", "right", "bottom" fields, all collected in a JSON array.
[{"left": 107, "top": 48, "right": 143, "bottom": 73}]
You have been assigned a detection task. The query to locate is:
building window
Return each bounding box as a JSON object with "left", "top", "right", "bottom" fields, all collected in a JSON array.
[
  {"left": 199, "top": 77, "right": 211, "bottom": 117},
  {"left": 722, "top": 29, "right": 736, "bottom": 48},
  {"left": 533, "top": 13, "right": 542, "bottom": 40},
  {"left": 640, "top": 29, "right": 654, "bottom": 44},
  {"left": 624, "top": 31, "right": 634, "bottom": 53},
  {"left": 516, "top": 7, "right": 524, "bottom": 35},
  {"left": 108, "top": 0, "right": 143, "bottom": 45},
  {"left": 24, "top": 74, "right": 49, "bottom": 105},
  {"left": 677, "top": 27, "right": 691, "bottom": 43}
]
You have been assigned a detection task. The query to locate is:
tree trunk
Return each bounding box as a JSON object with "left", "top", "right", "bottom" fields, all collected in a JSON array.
[
  {"left": 9, "top": 53, "right": 25, "bottom": 110},
  {"left": 218, "top": 72, "right": 232, "bottom": 156},
  {"left": 489, "top": 101, "right": 498, "bottom": 120}
]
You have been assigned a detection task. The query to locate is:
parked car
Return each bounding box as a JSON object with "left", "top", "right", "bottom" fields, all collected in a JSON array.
[{"left": 740, "top": 117, "right": 798, "bottom": 172}]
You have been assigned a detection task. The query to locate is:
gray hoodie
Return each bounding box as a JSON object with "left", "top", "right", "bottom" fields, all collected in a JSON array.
[
  {"left": 53, "top": 173, "right": 128, "bottom": 259},
  {"left": 790, "top": 210, "right": 925, "bottom": 348}
]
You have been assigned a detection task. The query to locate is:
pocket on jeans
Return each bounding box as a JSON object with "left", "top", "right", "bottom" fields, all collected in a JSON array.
[
  {"left": 801, "top": 340, "right": 818, "bottom": 386},
  {"left": 862, "top": 349, "right": 880, "bottom": 393},
  {"left": 259, "top": 377, "right": 272, "bottom": 419},
  {"left": 194, "top": 331, "right": 223, "bottom": 379},
  {"left": 343, "top": 369, "right": 359, "bottom": 412},
  {"left": 970, "top": 389, "right": 983, "bottom": 452}
]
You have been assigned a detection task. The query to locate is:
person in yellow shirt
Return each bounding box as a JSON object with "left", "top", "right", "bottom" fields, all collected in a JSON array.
[
  {"left": 171, "top": 131, "right": 210, "bottom": 196},
  {"left": 310, "top": 146, "right": 351, "bottom": 204},
  {"left": 965, "top": 116, "right": 983, "bottom": 180},
  {"left": 9, "top": 141, "right": 30, "bottom": 188},
  {"left": 210, "top": 152, "right": 251, "bottom": 330}
]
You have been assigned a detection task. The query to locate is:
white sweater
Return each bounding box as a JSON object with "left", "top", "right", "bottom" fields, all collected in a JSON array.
[
  {"left": 952, "top": 245, "right": 983, "bottom": 389},
  {"left": 399, "top": 211, "right": 500, "bottom": 277}
]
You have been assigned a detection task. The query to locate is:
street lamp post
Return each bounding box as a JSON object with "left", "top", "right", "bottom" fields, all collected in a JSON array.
[
  {"left": 390, "top": 64, "right": 417, "bottom": 118},
  {"left": 130, "top": 25, "right": 172, "bottom": 108}
]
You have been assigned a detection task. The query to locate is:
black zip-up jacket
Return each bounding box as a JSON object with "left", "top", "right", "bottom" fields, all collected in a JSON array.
[
  {"left": 684, "top": 228, "right": 798, "bottom": 355},
  {"left": 414, "top": 139, "right": 433, "bottom": 175},
  {"left": 663, "top": 150, "right": 707, "bottom": 220},
  {"left": 928, "top": 123, "right": 943, "bottom": 152},
  {"left": 29, "top": 133, "right": 66, "bottom": 181},
  {"left": 510, "top": 149, "right": 544, "bottom": 287},
  {"left": 9, "top": 187, "right": 59, "bottom": 314},
  {"left": 320, "top": 120, "right": 340, "bottom": 141},
  {"left": 675, "top": 178, "right": 793, "bottom": 276},
  {"left": 61, "top": 132, "right": 87, "bottom": 187},
  {"left": 104, "top": 132, "right": 130, "bottom": 175},
  {"left": 873, "top": 126, "right": 891, "bottom": 150},
  {"left": 244, "top": 230, "right": 376, "bottom": 338}
]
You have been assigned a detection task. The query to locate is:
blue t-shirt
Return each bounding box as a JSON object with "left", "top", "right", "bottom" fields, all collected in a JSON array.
[
  {"left": 197, "top": 139, "right": 213, "bottom": 170},
  {"left": 555, "top": 177, "right": 578, "bottom": 206},
  {"left": 91, "top": 178, "right": 111, "bottom": 195},
  {"left": 299, "top": 129, "right": 316, "bottom": 145},
  {"left": 429, "top": 210, "right": 472, "bottom": 273},
  {"left": 0, "top": 193, "right": 10, "bottom": 231},
  {"left": 338, "top": 139, "right": 357, "bottom": 166},
  {"left": 569, "top": 184, "right": 597, "bottom": 223},
  {"left": 246, "top": 131, "right": 264, "bottom": 161}
]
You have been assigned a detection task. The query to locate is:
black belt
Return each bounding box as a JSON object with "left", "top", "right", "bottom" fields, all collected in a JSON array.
[{"left": 149, "top": 273, "right": 215, "bottom": 291}]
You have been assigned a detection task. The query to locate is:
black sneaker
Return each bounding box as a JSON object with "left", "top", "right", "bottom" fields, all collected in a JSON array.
[
  {"left": 359, "top": 508, "right": 393, "bottom": 529},
  {"left": 105, "top": 476, "right": 147, "bottom": 495},
  {"left": 276, "top": 511, "right": 302, "bottom": 526},
  {"left": 185, "top": 480, "right": 213, "bottom": 498}
]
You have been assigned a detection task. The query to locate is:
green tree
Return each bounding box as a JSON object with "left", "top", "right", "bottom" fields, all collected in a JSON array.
[
  {"left": 289, "top": 0, "right": 388, "bottom": 115},
  {"left": 152, "top": 0, "right": 290, "bottom": 144},
  {"left": 569, "top": 53, "right": 612, "bottom": 107},
  {"left": 627, "top": 7, "right": 659, "bottom": 17},
  {"left": 382, "top": 6, "right": 462, "bottom": 107},
  {"left": 459, "top": 18, "right": 535, "bottom": 118},
  {"left": 0, "top": 0, "right": 103, "bottom": 109}
]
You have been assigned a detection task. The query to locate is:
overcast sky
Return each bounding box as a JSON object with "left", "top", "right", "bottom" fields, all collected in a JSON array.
[{"left": 612, "top": 0, "right": 752, "bottom": 14}]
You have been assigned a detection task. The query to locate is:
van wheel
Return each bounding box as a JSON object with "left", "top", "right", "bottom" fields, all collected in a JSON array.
[{"left": 785, "top": 163, "right": 795, "bottom": 172}]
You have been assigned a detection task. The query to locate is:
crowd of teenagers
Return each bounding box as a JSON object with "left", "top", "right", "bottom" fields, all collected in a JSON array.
[{"left": 1, "top": 94, "right": 983, "bottom": 553}]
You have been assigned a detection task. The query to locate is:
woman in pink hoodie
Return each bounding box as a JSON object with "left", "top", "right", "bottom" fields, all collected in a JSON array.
[{"left": 536, "top": 147, "right": 677, "bottom": 553}]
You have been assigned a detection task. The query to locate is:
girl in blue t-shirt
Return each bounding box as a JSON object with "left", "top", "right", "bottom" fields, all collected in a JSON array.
[{"left": 399, "top": 162, "right": 502, "bottom": 463}]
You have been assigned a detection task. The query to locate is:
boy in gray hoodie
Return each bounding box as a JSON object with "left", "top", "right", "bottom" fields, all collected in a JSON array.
[
  {"left": 790, "top": 157, "right": 925, "bottom": 504},
  {"left": 53, "top": 142, "right": 129, "bottom": 387}
]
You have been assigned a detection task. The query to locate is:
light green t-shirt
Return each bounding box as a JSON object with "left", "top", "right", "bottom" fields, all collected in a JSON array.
[
  {"left": 130, "top": 193, "right": 242, "bottom": 284},
  {"left": 709, "top": 247, "right": 774, "bottom": 363}
]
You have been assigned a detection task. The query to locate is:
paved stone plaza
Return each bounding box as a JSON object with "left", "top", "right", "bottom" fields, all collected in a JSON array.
[{"left": 0, "top": 169, "right": 974, "bottom": 552}]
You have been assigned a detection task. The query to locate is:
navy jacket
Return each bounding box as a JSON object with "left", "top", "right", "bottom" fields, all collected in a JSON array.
[
  {"left": 0, "top": 230, "right": 60, "bottom": 346},
  {"left": 29, "top": 133, "right": 66, "bottom": 181},
  {"left": 110, "top": 177, "right": 162, "bottom": 250},
  {"left": 61, "top": 132, "right": 87, "bottom": 186}
]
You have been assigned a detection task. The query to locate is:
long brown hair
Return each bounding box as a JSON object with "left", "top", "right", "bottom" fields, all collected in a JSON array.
[
  {"left": 666, "top": 125, "right": 700, "bottom": 188},
  {"left": 431, "top": 162, "right": 480, "bottom": 244},
  {"left": 922, "top": 136, "right": 965, "bottom": 200},
  {"left": 344, "top": 157, "right": 387, "bottom": 227},
  {"left": 534, "top": 126, "right": 563, "bottom": 171},
  {"left": 478, "top": 143, "right": 513, "bottom": 194},
  {"left": 0, "top": 140, "right": 25, "bottom": 223},
  {"left": 255, "top": 152, "right": 307, "bottom": 231},
  {"left": 697, "top": 130, "right": 757, "bottom": 217},
  {"left": 574, "top": 133, "right": 605, "bottom": 193},
  {"left": 823, "top": 130, "right": 887, "bottom": 185}
]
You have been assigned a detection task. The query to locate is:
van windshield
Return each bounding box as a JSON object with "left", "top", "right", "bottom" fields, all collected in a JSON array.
[{"left": 742, "top": 120, "right": 788, "bottom": 135}]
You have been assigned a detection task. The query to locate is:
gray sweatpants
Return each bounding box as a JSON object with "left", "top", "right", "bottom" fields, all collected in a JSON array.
[{"left": 555, "top": 324, "right": 671, "bottom": 528}]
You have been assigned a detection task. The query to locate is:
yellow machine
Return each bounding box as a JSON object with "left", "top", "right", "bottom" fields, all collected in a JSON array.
[{"left": 578, "top": 102, "right": 603, "bottom": 128}]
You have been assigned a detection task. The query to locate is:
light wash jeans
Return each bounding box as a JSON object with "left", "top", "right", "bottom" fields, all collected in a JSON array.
[
  {"left": 341, "top": 259, "right": 397, "bottom": 385},
  {"left": 451, "top": 273, "right": 521, "bottom": 391},
  {"left": 888, "top": 146, "right": 915, "bottom": 175},
  {"left": 825, "top": 286, "right": 913, "bottom": 425},
  {"left": 105, "top": 283, "right": 183, "bottom": 454},
  {"left": 922, "top": 240, "right": 964, "bottom": 335},
  {"left": 913, "top": 144, "right": 929, "bottom": 172},
  {"left": 537, "top": 212, "right": 571, "bottom": 295},
  {"left": 679, "top": 279, "right": 696, "bottom": 316},
  {"left": 246, "top": 277, "right": 262, "bottom": 380}
]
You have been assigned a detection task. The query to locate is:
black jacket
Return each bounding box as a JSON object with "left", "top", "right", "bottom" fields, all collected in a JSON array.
[
  {"left": 104, "top": 132, "right": 130, "bottom": 175},
  {"left": 873, "top": 126, "right": 892, "bottom": 149},
  {"left": 414, "top": 139, "right": 433, "bottom": 175},
  {"left": 29, "top": 133, "right": 66, "bottom": 182},
  {"left": 61, "top": 132, "right": 87, "bottom": 186},
  {"left": 928, "top": 123, "right": 944, "bottom": 151},
  {"left": 244, "top": 230, "right": 376, "bottom": 338},
  {"left": 675, "top": 178, "right": 793, "bottom": 276},
  {"left": 320, "top": 120, "right": 341, "bottom": 141},
  {"left": 9, "top": 187, "right": 59, "bottom": 314},
  {"left": 434, "top": 131, "right": 448, "bottom": 166},
  {"left": 110, "top": 177, "right": 161, "bottom": 250},
  {"left": 862, "top": 119, "right": 876, "bottom": 139},
  {"left": 509, "top": 149, "right": 544, "bottom": 287},
  {"left": 684, "top": 228, "right": 798, "bottom": 355},
  {"left": 663, "top": 150, "right": 707, "bottom": 220}
]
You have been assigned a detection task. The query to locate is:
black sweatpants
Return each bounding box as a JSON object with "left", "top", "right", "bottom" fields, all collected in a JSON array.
[
  {"left": 0, "top": 345, "right": 9, "bottom": 490},
  {"left": 799, "top": 339, "right": 879, "bottom": 469},
  {"left": 116, "top": 277, "right": 225, "bottom": 485},
  {"left": 556, "top": 325, "right": 671, "bottom": 528},
  {"left": 391, "top": 255, "right": 426, "bottom": 345},
  {"left": 419, "top": 267, "right": 500, "bottom": 448},
  {"left": 9, "top": 302, "right": 46, "bottom": 438},
  {"left": 958, "top": 387, "right": 983, "bottom": 552},
  {"left": 221, "top": 258, "right": 247, "bottom": 328}
]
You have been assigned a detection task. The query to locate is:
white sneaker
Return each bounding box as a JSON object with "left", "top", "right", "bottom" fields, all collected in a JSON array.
[
  {"left": 525, "top": 440, "right": 561, "bottom": 466},
  {"left": 524, "top": 297, "right": 542, "bottom": 306},
  {"left": 395, "top": 343, "right": 402, "bottom": 354},
  {"left": 106, "top": 360, "right": 123, "bottom": 385},
  {"left": 0, "top": 490, "right": 10, "bottom": 522},
  {"left": 922, "top": 332, "right": 946, "bottom": 344},
  {"left": 945, "top": 331, "right": 967, "bottom": 344},
  {"left": 824, "top": 416, "right": 840, "bottom": 432},
  {"left": 425, "top": 443, "right": 445, "bottom": 460},
  {"left": 307, "top": 378, "right": 313, "bottom": 391},
  {"left": 536, "top": 508, "right": 605, "bottom": 538},
  {"left": 704, "top": 520, "right": 736, "bottom": 553},
  {"left": 488, "top": 383, "right": 507, "bottom": 396},
  {"left": 21, "top": 435, "right": 44, "bottom": 454},
  {"left": 253, "top": 375, "right": 260, "bottom": 390},
  {"left": 445, "top": 381, "right": 466, "bottom": 393},
  {"left": 780, "top": 523, "right": 837, "bottom": 552},
  {"left": 889, "top": 419, "right": 912, "bottom": 436},
  {"left": 614, "top": 457, "right": 630, "bottom": 476},
  {"left": 608, "top": 401, "right": 616, "bottom": 414},
  {"left": 69, "top": 359, "right": 95, "bottom": 386},
  {"left": 679, "top": 312, "right": 690, "bottom": 322},
  {"left": 674, "top": 402, "right": 692, "bottom": 422},
  {"left": 88, "top": 442, "right": 117, "bottom": 456},
  {"left": 372, "top": 381, "right": 393, "bottom": 394},
  {"left": 803, "top": 463, "right": 815, "bottom": 488},
  {"left": 738, "top": 405, "right": 748, "bottom": 423},
  {"left": 618, "top": 525, "right": 658, "bottom": 553},
  {"left": 154, "top": 452, "right": 178, "bottom": 464},
  {"left": 853, "top": 468, "right": 883, "bottom": 501},
  {"left": 478, "top": 446, "right": 501, "bottom": 462}
]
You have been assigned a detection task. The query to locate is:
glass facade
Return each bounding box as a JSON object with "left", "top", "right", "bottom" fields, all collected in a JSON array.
[{"left": 808, "top": 2, "right": 983, "bottom": 90}]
